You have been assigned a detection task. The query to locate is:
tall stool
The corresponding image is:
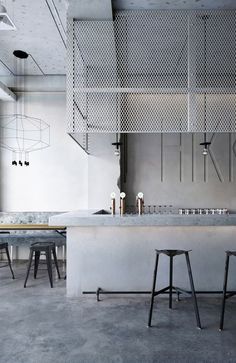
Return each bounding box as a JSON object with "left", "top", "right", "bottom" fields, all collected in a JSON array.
[
  {"left": 0, "top": 242, "right": 15, "bottom": 279},
  {"left": 24, "top": 242, "right": 61, "bottom": 288},
  {"left": 219, "top": 251, "right": 236, "bottom": 331},
  {"left": 148, "top": 249, "right": 201, "bottom": 329}
]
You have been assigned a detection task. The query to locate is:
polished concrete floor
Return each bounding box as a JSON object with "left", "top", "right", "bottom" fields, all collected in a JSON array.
[{"left": 0, "top": 262, "right": 236, "bottom": 363}]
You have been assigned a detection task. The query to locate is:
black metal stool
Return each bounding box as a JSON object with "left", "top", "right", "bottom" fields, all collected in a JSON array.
[
  {"left": 0, "top": 242, "right": 15, "bottom": 279},
  {"left": 24, "top": 242, "right": 61, "bottom": 288},
  {"left": 219, "top": 251, "right": 236, "bottom": 331},
  {"left": 148, "top": 249, "right": 201, "bottom": 329}
]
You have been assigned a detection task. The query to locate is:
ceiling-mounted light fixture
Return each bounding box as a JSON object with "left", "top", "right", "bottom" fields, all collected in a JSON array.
[
  {"left": 112, "top": 133, "right": 122, "bottom": 157},
  {"left": 0, "top": 4, "right": 16, "bottom": 31},
  {"left": 199, "top": 14, "right": 211, "bottom": 157},
  {"left": 200, "top": 134, "right": 211, "bottom": 156}
]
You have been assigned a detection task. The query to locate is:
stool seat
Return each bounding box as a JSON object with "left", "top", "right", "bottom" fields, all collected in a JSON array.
[
  {"left": 0, "top": 242, "right": 15, "bottom": 279},
  {"left": 225, "top": 250, "right": 236, "bottom": 257},
  {"left": 30, "top": 241, "right": 55, "bottom": 251},
  {"left": 155, "top": 249, "right": 191, "bottom": 257},
  {"left": 148, "top": 248, "right": 201, "bottom": 329},
  {"left": 24, "top": 241, "right": 61, "bottom": 288}
]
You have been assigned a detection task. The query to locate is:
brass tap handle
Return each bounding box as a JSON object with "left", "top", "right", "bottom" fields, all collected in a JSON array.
[
  {"left": 120, "top": 192, "right": 126, "bottom": 216},
  {"left": 110, "top": 192, "right": 116, "bottom": 215},
  {"left": 136, "top": 192, "right": 144, "bottom": 215}
]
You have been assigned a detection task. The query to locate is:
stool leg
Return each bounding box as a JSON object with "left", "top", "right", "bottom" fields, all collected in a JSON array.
[
  {"left": 5, "top": 245, "right": 15, "bottom": 279},
  {"left": 62, "top": 245, "right": 65, "bottom": 262},
  {"left": 24, "top": 250, "right": 33, "bottom": 288},
  {"left": 52, "top": 247, "right": 61, "bottom": 279},
  {"left": 148, "top": 253, "right": 159, "bottom": 327},
  {"left": 219, "top": 253, "right": 230, "bottom": 331},
  {"left": 46, "top": 249, "right": 53, "bottom": 288},
  {"left": 169, "top": 255, "right": 173, "bottom": 309},
  {"left": 10, "top": 245, "right": 13, "bottom": 262},
  {"left": 34, "top": 251, "right": 41, "bottom": 279},
  {"left": 185, "top": 252, "right": 202, "bottom": 329}
]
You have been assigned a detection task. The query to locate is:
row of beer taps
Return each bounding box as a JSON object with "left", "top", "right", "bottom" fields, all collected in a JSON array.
[{"left": 110, "top": 192, "right": 144, "bottom": 216}]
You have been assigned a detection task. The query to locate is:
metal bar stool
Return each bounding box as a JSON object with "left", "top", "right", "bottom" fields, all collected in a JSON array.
[
  {"left": 219, "top": 251, "right": 236, "bottom": 331},
  {"left": 24, "top": 242, "right": 61, "bottom": 288},
  {"left": 0, "top": 242, "right": 15, "bottom": 279},
  {"left": 148, "top": 249, "right": 201, "bottom": 329}
]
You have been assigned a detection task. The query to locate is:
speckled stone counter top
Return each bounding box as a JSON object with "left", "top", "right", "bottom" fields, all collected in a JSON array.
[{"left": 49, "top": 210, "right": 236, "bottom": 227}]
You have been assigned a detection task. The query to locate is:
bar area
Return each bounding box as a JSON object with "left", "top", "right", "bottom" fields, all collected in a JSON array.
[{"left": 1, "top": 1, "right": 236, "bottom": 362}]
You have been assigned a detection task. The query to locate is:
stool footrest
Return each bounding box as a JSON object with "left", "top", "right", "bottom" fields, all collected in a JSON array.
[
  {"left": 153, "top": 285, "right": 170, "bottom": 297},
  {"left": 225, "top": 291, "right": 236, "bottom": 300},
  {"left": 173, "top": 286, "right": 192, "bottom": 297}
]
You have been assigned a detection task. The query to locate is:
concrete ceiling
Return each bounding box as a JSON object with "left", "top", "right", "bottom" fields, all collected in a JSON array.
[
  {"left": 0, "top": 80, "right": 16, "bottom": 100},
  {"left": 113, "top": 0, "right": 236, "bottom": 10},
  {"left": 0, "top": 0, "right": 67, "bottom": 76},
  {"left": 68, "top": 0, "right": 112, "bottom": 20},
  {"left": 0, "top": 0, "right": 235, "bottom": 77}
]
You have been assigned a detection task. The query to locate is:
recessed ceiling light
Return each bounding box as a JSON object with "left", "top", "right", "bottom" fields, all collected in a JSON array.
[{"left": 0, "top": 4, "right": 16, "bottom": 31}]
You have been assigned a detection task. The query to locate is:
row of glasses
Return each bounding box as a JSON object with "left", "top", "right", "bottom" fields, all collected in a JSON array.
[
  {"left": 179, "top": 208, "right": 228, "bottom": 215},
  {"left": 125, "top": 205, "right": 175, "bottom": 214},
  {"left": 143, "top": 205, "right": 174, "bottom": 214}
]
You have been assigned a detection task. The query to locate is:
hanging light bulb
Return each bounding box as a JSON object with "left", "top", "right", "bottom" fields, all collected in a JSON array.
[
  {"left": 18, "top": 152, "right": 23, "bottom": 166},
  {"left": 202, "top": 147, "right": 208, "bottom": 156},
  {"left": 24, "top": 152, "right": 29, "bottom": 166},
  {"left": 114, "top": 148, "right": 120, "bottom": 157},
  {"left": 112, "top": 133, "right": 122, "bottom": 157},
  {"left": 200, "top": 133, "right": 211, "bottom": 156}
]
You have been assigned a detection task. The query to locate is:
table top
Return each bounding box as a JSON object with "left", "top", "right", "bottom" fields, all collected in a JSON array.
[{"left": 0, "top": 224, "right": 66, "bottom": 230}]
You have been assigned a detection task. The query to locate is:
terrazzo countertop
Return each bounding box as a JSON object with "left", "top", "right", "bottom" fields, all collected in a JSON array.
[{"left": 49, "top": 210, "right": 236, "bottom": 227}]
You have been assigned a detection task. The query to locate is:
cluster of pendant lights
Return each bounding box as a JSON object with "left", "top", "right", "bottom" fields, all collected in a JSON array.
[{"left": 12, "top": 152, "right": 29, "bottom": 166}]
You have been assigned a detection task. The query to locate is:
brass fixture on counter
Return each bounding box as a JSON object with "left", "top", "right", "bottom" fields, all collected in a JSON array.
[
  {"left": 110, "top": 192, "right": 116, "bottom": 215},
  {"left": 136, "top": 192, "right": 144, "bottom": 215},
  {"left": 120, "top": 192, "right": 126, "bottom": 216}
]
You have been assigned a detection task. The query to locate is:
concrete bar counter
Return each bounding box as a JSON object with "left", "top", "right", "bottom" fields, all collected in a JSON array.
[{"left": 50, "top": 211, "right": 236, "bottom": 297}]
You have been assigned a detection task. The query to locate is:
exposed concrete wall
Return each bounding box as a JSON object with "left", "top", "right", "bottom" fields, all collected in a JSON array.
[
  {"left": 87, "top": 134, "right": 120, "bottom": 210},
  {"left": 0, "top": 76, "right": 88, "bottom": 211},
  {"left": 123, "top": 133, "right": 236, "bottom": 210},
  {"left": 0, "top": 76, "right": 120, "bottom": 212}
]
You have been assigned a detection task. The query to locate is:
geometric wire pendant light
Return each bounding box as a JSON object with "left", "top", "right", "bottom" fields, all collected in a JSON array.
[{"left": 0, "top": 50, "right": 50, "bottom": 166}]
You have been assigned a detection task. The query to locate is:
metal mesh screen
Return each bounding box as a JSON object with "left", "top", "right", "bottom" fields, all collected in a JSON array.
[{"left": 67, "top": 10, "right": 236, "bottom": 139}]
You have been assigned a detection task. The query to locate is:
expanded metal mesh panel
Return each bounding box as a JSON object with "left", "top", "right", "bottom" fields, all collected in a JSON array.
[
  {"left": 122, "top": 93, "right": 188, "bottom": 132},
  {"left": 193, "top": 93, "right": 236, "bottom": 132},
  {"left": 115, "top": 11, "right": 188, "bottom": 89},
  {"left": 194, "top": 12, "right": 236, "bottom": 89},
  {"left": 73, "top": 92, "right": 188, "bottom": 133},
  {"left": 67, "top": 10, "right": 236, "bottom": 136}
]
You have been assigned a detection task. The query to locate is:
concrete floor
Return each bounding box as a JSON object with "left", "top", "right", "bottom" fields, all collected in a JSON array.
[{"left": 0, "top": 262, "right": 236, "bottom": 363}]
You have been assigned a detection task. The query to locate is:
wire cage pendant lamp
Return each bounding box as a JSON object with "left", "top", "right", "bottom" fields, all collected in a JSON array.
[{"left": 0, "top": 50, "right": 50, "bottom": 166}]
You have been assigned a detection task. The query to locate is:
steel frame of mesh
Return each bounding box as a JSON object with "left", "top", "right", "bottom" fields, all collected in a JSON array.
[{"left": 67, "top": 10, "right": 236, "bottom": 151}]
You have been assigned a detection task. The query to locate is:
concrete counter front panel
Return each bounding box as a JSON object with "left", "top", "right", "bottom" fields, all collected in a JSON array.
[{"left": 49, "top": 212, "right": 236, "bottom": 297}]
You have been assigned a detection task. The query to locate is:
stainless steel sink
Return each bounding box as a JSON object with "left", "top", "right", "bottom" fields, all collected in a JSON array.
[{"left": 93, "top": 209, "right": 111, "bottom": 215}]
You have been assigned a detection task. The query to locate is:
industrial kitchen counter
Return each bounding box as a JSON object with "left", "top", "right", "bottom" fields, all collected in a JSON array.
[{"left": 49, "top": 211, "right": 236, "bottom": 297}]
